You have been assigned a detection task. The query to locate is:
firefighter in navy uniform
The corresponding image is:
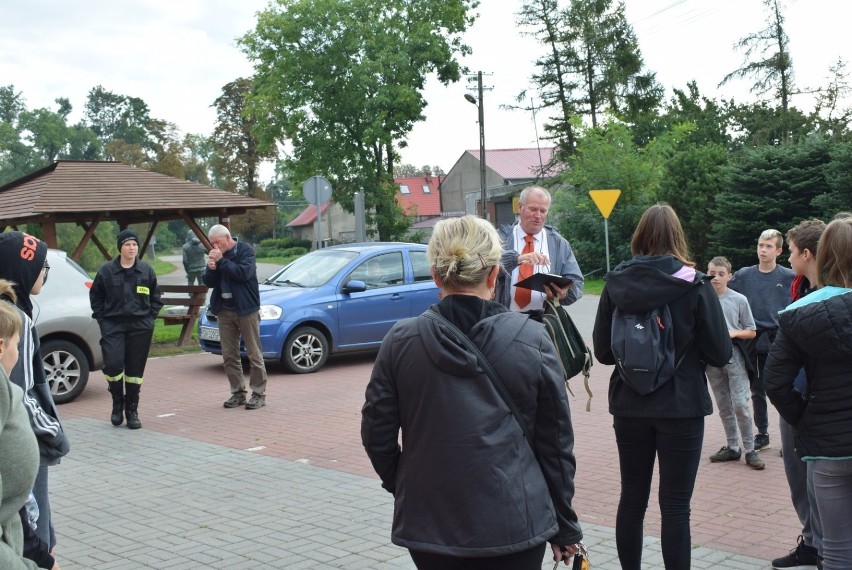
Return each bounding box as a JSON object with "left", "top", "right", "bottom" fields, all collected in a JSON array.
[{"left": 90, "top": 229, "right": 163, "bottom": 429}]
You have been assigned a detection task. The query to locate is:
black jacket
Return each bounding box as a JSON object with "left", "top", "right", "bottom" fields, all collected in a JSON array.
[
  {"left": 361, "top": 295, "right": 582, "bottom": 556},
  {"left": 592, "top": 255, "right": 731, "bottom": 418},
  {"left": 203, "top": 240, "right": 260, "bottom": 316},
  {"left": 764, "top": 289, "right": 852, "bottom": 458},
  {"left": 90, "top": 258, "right": 163, "bottom": 322},
  {"left": 0, "top": 234, "right": 70, "bottom": 466}
]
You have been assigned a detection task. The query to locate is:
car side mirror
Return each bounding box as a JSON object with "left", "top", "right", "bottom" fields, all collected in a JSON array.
[{"left": 343, "top": 280, "right": 367, "bottom": 293}]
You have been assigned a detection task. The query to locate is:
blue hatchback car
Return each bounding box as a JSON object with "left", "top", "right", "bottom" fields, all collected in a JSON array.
[{"left": 198, "top": 242, "right": 439, "bottom": 373}]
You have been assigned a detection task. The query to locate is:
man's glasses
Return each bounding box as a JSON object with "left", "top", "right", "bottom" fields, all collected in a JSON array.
[{"left": 42, "top": 261, "right": 50, "bottom": 285}]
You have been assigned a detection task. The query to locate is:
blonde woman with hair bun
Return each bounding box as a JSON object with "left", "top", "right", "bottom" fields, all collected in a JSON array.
[{"left": 362, "top": 215, "right": 583, "bottom": 569}]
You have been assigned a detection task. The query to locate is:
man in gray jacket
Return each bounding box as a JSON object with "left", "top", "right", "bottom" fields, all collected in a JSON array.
[
  {"left": 182, "top": 230, "right": 207, "bottom": 286},
  {"left": 495, "top": 186, "right": 583, "bottom": 311}
]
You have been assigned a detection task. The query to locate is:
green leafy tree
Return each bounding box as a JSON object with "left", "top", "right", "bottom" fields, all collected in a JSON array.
[
  {"left": 724, "top": 100, "right": 815, "bottom": 148},
  {"left": 182, "top": 133, "right": 214, "bottom": 185},
  {"left": 518, "top": 0, "right": 580, "bottom": 153},
  {"left": 211, "top": 78, "right": 275, "bottom": 197},
  {"left": 710, "top": 138, "right": 833, "bottom": 269},
  {"left": 0, "top": 86, "right": 41, "bottom": 182},
  {"left": 658, "top": 82, "right": 730, "bottom": 147},
  {"left": 657, "top": 143, "right": 728, "bottom": 267},
  {"left": 0, "top": 85, "right": 26, "bottom": 124},
  {"left": 394, "top": 163, "right": 444, "bottom": 177},
  {"left": 519, "top": 0, "right": 663, "bottom": 155},
  {"left": 210, "top": 77, "right": 278, "bottom": 242},
  {"left": 240, "top": 0, "right": 477, "bottom": 240},
  {"left": 148, "top": 119, "right": 187, "bottom": 179},
  {"left": 813, "top": 140, "right": 852, "bottom": 217},
  {"left": 84, "top": 85, "right": 156, "bottom": 153},
  {"left": 551, "top": 119, "right": 680, "bottom": 273},
  {"left": 813, "top": 58, "right": 852, "bottom": 140},
  {"left": 0, "top": 89, "right": 102, "bottom": 184}
]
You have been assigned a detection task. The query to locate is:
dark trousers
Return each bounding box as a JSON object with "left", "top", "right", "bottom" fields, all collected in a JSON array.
[
  {"left": 409, "top": 543, "right": 546, "bottom": 570},
  {"left": 100, "top": 318, "right": 154, "bottom": 380},
  {"left": 751, "top": 352, "right": 769, "bottom": 434},
  {"left": 613, "top": 416, "right": 704, "bottom": 570}
]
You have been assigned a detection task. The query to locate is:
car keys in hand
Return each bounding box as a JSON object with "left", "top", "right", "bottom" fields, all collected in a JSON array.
[{"left": 553, "top": 541, "right": 589, "bottom": 569}]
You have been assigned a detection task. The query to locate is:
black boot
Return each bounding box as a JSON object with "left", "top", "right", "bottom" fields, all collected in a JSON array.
[
  {"left": 107, "top": 381, "right": 124, "bottom": 426},
  {"left": 124, "top": 383, "right": 142, "bottom": 430}
]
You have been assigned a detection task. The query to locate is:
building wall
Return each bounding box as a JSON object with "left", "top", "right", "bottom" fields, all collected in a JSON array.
[
  {"left": 290, "top": 203, "right": 359, "bottom": 248},
  {"left": 441, "top": 153, "right": 507, "bottom": 216}
]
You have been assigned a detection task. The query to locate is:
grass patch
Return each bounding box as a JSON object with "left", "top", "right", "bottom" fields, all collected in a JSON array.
[
  {"left": 150, "top": 318, "right": 202, "bottom": 358},
  {"left": 150, "top": 258, "right": 176, "bottom": 275},
  {"left": 256, "top": 255, "right": 299, "bottom": 267},
  {"left": 583, "top": 278, "right": 605, "bottom": 295}
]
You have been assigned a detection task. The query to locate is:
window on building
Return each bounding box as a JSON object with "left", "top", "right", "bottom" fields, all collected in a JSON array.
[
  {"left": 422, "top": 184, "right": 430, "bottom": 194},
  {"left": 399, "top": 184, "right": 410, "bottom": 194}
]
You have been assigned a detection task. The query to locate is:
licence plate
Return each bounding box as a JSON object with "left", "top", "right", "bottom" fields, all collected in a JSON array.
[{"left": 200, "top": 327, "right": 220, "bottom": 342}]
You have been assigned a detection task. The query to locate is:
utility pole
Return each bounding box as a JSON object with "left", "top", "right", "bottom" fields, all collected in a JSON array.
[{"left": 465, "top": 71, "right": 490, "bottom": 221}]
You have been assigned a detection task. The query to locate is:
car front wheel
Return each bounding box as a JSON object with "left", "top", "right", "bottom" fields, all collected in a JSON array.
[
  {"left": 41, "top": 339, "right": 90, "bottom": 404},
  {"left": 282, "top": 326, "right": 329, "bottom": 374}
]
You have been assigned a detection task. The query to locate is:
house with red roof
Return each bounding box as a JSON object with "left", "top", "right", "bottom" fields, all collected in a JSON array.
[
  {"left": 440, "top": 147, "right": 563, "bottom": 226},
  {"left": 286, "top": 175, "right": 444, "bottom": 247}
]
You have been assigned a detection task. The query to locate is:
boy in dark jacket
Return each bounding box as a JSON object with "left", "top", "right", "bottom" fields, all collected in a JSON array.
[
  {"left": 0, "top": 232, "right": 69, "bottom": 554},
  {"left": 767, "top": 219, "right": 825, "bottom": 570}
]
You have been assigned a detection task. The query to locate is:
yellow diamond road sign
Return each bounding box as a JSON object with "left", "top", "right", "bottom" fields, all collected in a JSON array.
[{"left": 589, "top": 189, "right": 621, "bottom": 219}]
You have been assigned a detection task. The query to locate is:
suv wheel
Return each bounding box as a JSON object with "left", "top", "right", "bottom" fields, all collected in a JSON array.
[
  {"left": 282, "top": 326, "right": 329, "bottom": 373},
  {"left": 42, "top": 339, "right": 90, "bottom": 404}
]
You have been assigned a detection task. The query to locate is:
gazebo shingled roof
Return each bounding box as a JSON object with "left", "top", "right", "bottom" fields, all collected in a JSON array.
[{"left": 0, "top": 160, "right": 274, "bottom": 261}]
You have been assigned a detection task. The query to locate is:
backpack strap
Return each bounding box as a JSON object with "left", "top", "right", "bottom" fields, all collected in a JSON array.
[{"left": 421, "top": 310, "right": 534, "bottom": 445}]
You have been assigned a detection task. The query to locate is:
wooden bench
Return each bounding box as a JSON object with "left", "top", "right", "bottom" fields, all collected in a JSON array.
[{"left": 157, "top": 285, "right": 208, "bottom": 346}]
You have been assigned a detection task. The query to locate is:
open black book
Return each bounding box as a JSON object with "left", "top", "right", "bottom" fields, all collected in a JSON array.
[{"left": 515, "top": 272, "right": 574, "bottom": 293}]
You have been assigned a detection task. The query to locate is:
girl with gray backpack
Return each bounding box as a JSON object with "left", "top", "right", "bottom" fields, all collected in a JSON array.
[{"left": 592, "top": 203, "right": 730, "bottom": 569}]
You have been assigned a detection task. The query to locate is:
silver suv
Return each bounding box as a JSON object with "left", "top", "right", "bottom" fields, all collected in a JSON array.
[{"left": 33, "top": 249, "right": 103, "bottom": 404}]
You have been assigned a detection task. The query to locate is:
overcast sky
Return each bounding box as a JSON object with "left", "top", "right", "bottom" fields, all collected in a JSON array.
[{"left": 2, "top": 0, "right": 849, "bottom": 178}]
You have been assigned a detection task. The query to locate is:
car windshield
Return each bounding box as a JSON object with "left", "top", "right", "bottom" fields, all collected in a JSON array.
[{"left": 266, "top": 249, "right": 359, "bottom": 288}]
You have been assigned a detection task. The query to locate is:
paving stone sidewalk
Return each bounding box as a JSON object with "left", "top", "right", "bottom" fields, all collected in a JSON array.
[{"left": 53, "top": 418, "right": 771, "bottom": 569}]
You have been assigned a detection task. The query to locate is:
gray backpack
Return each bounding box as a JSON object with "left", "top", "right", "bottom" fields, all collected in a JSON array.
[{"left": 610, "top": 303, "right": 685, "bottom": 395}]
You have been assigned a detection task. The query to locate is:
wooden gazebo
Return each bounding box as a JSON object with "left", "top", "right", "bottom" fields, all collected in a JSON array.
[{"left": 0, "top": 160, "right": 274, "bottom": 261}]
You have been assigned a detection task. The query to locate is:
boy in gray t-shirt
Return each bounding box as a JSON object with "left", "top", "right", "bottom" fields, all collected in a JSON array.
[
  {"left": 705, "top": 257, "right": 764, "bottom": 470},
  {"left": 729, "top": 229, "right": 794, "bottom": 451}
]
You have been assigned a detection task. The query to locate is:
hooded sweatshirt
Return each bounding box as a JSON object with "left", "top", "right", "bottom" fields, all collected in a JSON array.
[
  {"left": 764, "top": 288, "right": 852, "bottom": 458},
  {"left": 0, "top": 370, "right": 41, "bottom": 570},
  {"left": 0, "top": 233, "right": 69, "bottom": 464},
  {"left": 593, "top": 255, "right": 731, "bottom": 418},
  {"left": 362, "top": 294, "right": 582, "bottom": 556}
]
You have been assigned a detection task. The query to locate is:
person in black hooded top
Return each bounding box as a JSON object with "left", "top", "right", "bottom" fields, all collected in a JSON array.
[
  {"left": 0, "top": 231, "right": 70, "bottom": 555},
  {"left": 592, "top": 204, "right": 731, "bottom": 570},
  {"left": 90, "top": 229, "right": 162, "bottom": 430}
]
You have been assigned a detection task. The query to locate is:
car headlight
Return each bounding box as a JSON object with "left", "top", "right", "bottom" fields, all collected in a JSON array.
[{"left": 259, "top": 305, "right": 283, "bottom": 320}]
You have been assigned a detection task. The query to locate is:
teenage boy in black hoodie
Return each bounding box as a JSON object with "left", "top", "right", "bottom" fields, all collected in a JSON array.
[
  {"left": 0, "top": 232, "right": 70, "bottom": 555},
  {"left": 769, "top": 219, "right": 825, "bottom": 570}
]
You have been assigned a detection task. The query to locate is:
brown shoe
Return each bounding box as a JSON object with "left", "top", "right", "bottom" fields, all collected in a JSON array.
[
  {"left": 223, "top": 392, "right": 247, "bottom": 408},
  {"left": 245, "top": 393, "right": 266, "bottom": 410}
]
